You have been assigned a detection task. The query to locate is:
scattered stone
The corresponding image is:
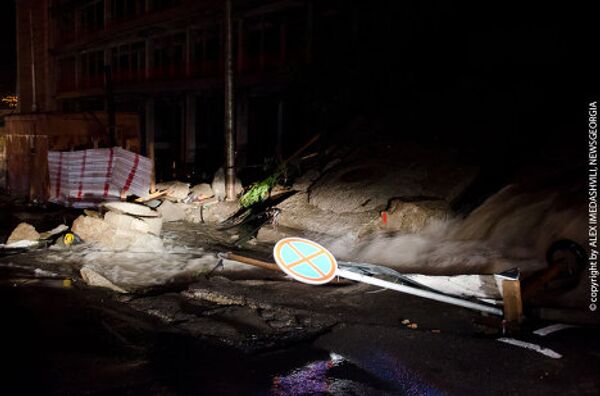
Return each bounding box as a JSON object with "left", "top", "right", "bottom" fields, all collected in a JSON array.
[
  {"left": 155, "top": 180, "right": 190, "bottom": 201},
  {"left": 71, "top": 215, "right": 112, "bottom": 243},
  {"left": 96, "top": 228, "right": 164, "bottom": 252},
  {"left": 189, "top": 183, "right": 214, "bottom": 201},
  {"left": 6, "top": 222, "right": 40, "bottom": 244},
  {"left": 80, "top": 267, "right": 127, "bottom": 293},
  {"left": 183, "top": 204, "right": 204, "bottom": 224},
  {"left": 83, "top": 209, "right": 102, "bottom": 218},
  {"left": 3, "top": 240, "right": 40, "bottom": 248},
  {"left": 211, "top": 167, "right": 243, "bottom": 201},
  {"left": 103, "top": 211, "right": 163, "bottom": 236},
  {"left": 202, "top": 201, "right": 240, "bottom": 224},
  {"left": 157, "top": 200, "right": 186, "bottom": 222},
  {"left": 144, "top": 199, "right": 162, "bottom": 208},
  {"left": 38, "top": 224, "right": 69, "bottom": 240},
  {"left": 102, "top": 202, "right": 159, "bottom": 217},
  {"left": 71, "top": 214, "right": 164, "bottom": 251}
]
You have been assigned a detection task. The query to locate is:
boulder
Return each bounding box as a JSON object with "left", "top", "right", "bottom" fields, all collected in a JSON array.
[
  {"left": 202, "top": 201, "right": 240, "bottom": 224},
  {"left": 275, "top": 193, "right": 379, "bottom": 238},
  {"left": 155, "top": 180, "right": 190, "bottom": 201},
  {"left": 102, "top": 202, "right": 159, "bottom": 217},
  {"left": 96, "top": 228, "right": 164, "bottom": 252},
  {"left": 71, "top": 215, "right": 112, "bottom": 243},
  {"left": 103, "top": 211, "right": 163, "bottom": 236},
  {"left": 80, "top": 267, "right": 127, "bottom": 293},
  {"left": 6, "top": 222, "right": 40, "bottom": 244},
  {"left": 291, "top": 169, "right": 320, "bottom": 192},
  {"left": 211, "top": 168, "right": 243, "bottom": 201},
  {"left": 189, "top": 183, "right": 214, "bottom": 200},
  {"left": 71, "top": 214, "right": 164, "bottom": 251},
  {"left": 183, "top": 203, "right": 204, "bottom": 224},
  {"left": 381, "top": 199, "right": 451, "bottom": 233},
  {"left": 157, "top": 200, "right": 186, "bottom": 222}
]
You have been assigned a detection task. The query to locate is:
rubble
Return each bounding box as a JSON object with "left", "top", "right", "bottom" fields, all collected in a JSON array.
[
  {"left": 157, "top": 200, "right": 186, "bottom": 222},
  {"left": 380, "top": 198, "right": 451, "bottom": 233},
  {"left": 6, "top": 222, "right": 40, "bottom": 244},
  {"left": 80, "top": 267, "right": 127, "bottom": 293},
  {"left": 189, "top": 183, "right": 215, "bottom": 201},
  {"left": 212, "top": 167, "right": 243, "bottom": 201},
  {"left": 71, "top": 202, "right": 164, "bottom": 251},
  {"left": 102, "top": 201, "right": 159, "bottom": 217},
  {"left": 103, "top": 211, "right": 162, "bottom": 236},
  {"left": 155, "top": 180, "right": 190, "bottom": 202},
  {"left": 202, "top": 201, "right": 240, "bottom": 224}
]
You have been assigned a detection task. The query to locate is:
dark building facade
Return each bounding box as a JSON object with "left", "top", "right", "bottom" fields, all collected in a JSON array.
[{"left": 14, "top": 0, "right": 365, "bottom": 183}]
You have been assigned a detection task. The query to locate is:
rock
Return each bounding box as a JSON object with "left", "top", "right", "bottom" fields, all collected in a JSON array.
[
  {"left": 202, "top": 201, "right": 240, "bottom": 224},
  {"left": 211, "top": 168, "right": 243, "bottom": 201},
  {"left": 103, "top": 211, "right": 163, "bottom": 236},
  {"left": 71, "top": 215, "right": 112, "bottom": 243},
  {"left": 155, "top": 180, "right": 190, "bottom": 201},
  {"left": 292, "top": 169, "right": 320, "bottom": 192},
  {"left": 102, "top": 202, "right": 159, "bottom": 217},
  {"left": 71, "top": 214, "right": 164, "bottom": 251},
  {"left": 96, "top": 229, "right": 164, "bottom": 252},
  {"left": 275, "top": 193, "right": 378, "bottom": 238},
  {"left": 6, "top": 222, "right": 40, "bottom": 244},
  {"left": 308, "top": 143, "right": 478, "bottom": 214},
  {"left": 38, "top": 224, "right": 69, "bottom": 240},
  {"left": 80, "top": 267, "right": 127, "bottom": 293},
  {"left": 183, "top": 203, "right": 204, "bottom": 224},
  {"left": 189, "top": 183, "right": 214, "bottom": 200},
  {"left": 157, "top": 200, "right": 186, "bottom": 222},
  {"left": 381, "top": 199, "right": 451, "bottom": 233}
]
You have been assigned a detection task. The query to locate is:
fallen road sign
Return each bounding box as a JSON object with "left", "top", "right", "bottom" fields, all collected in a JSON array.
[
  {"left": 273, "top": 238, "right": 337, "bottom": 285},
  {"left": 273, "top": 237, "right": 503, "bottom": 316}
]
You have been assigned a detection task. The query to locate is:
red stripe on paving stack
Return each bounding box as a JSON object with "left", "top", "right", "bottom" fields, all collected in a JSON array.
[
  {"left": 103, "top": 148, "right": 114, "bottom": 197},
  {"left": 55, "top": 151, "right": 63, "bottom": 198},
  {"left": 122, "top": 154, "right": 140, "bottom": 193},
  {"left": 77, "top": 150, "right": 87, "bottom": 200}
]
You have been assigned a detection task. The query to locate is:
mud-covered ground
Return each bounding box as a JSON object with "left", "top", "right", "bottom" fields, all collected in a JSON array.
[{"left": 1, "top": 201, "right": 599, "bottom": 395}]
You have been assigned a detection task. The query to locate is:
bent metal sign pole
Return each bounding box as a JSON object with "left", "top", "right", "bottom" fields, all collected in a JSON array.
[{"left": 273, "top": 238, "right": 503, "bottom": 316}]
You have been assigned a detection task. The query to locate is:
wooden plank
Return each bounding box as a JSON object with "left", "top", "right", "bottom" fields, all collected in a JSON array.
[{"left": 502, "top": 279, "right": 523, "bottom": 323}]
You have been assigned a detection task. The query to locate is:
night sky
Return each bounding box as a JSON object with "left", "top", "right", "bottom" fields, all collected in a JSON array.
[{"left": 0, "top": 1, "right": 16, "bottom": 96}]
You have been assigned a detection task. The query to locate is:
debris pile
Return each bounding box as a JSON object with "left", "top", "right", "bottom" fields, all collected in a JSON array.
[{"left": 71, "top": 202, "right": 164, "bottom": 252}]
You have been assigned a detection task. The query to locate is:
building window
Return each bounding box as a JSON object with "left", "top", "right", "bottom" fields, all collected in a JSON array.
[
  {"left": 80, "top": 49, "right": 105, "bottom": 89},
  {"left": 56, "top": 7, "right": 76, "bottom": 44},
  {"left": 110, "top": 0, "right": 146, "bottom": 22},
  {"left": 149, "top": 0, "right": 182, "bottom": 12},
  {"left": 57, "top": 56, "right": 77, "bottom": 92},
  {"left": 77, "top": 0, "right": 105, "bottom": 34},
  {"left": 151, "top": 33, "right": 186, "bottom": 80},
  {"left": 110, "top": 41, "right": 146, "bottom": 84},
  {"left": 191, "top": 25, "right": 221, "bottom": 78}
]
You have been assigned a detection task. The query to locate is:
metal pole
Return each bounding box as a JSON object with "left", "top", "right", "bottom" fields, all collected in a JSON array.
[
  {"left": 224, "top": 0, "right": 236, "bottom": 201},
  {"left": 337, "top": 269, "right": 504, "bottom": 316}
]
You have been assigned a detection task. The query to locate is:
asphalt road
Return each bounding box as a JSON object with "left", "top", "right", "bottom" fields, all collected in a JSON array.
[{"left": 2, "top": 267, "right": 599, "bottom": 395}]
